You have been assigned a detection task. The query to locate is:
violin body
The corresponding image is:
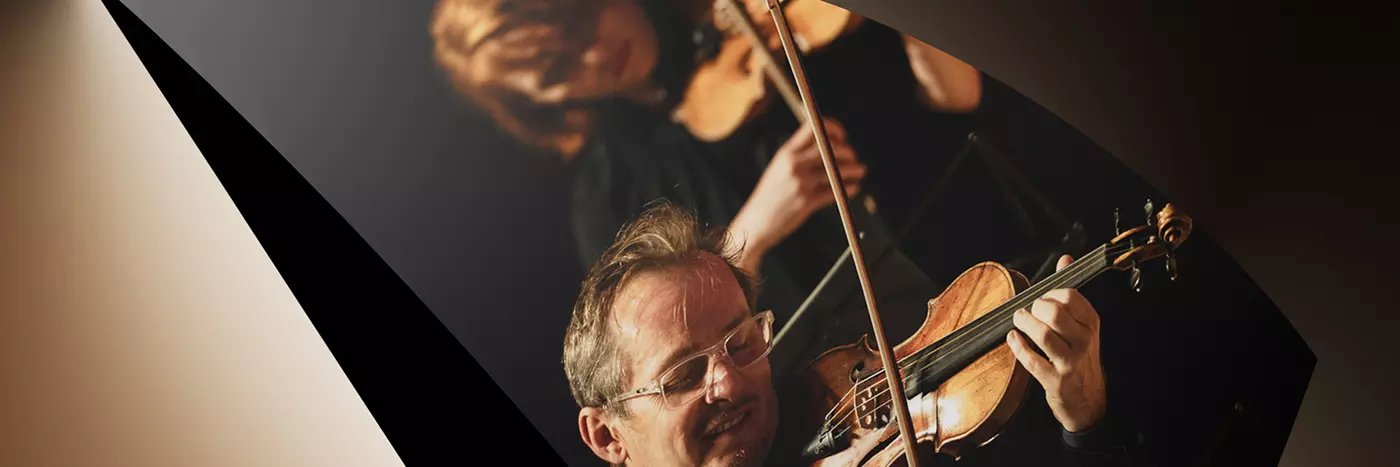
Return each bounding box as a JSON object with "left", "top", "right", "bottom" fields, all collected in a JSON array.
[
  {"left": 673, "top": 0, "right": 863, "bottom": 141},
  {"left": 799, "top": 262, "right": 1035, "bottom": 466},
  {"left": 674, "top": 31, "right": 772, "bottom": 142}
]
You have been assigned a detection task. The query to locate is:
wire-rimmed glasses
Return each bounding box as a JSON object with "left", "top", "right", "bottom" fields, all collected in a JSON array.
[{"left": 608, "top": 310, "right": 775, "bottom": 409}]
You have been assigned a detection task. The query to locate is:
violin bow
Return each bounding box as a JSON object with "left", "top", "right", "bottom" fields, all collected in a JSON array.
[{"left": 762, "top": 1, "right": 922, "bottom": 465}]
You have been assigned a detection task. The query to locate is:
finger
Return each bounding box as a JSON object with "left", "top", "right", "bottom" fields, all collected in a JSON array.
[
  {"left": 810, "top": 164, "right": 864, "bottom": 188},
  {"left": 786, "top": 119, "right": 847, "bottom": 154},
  {"left": 830, "top": 140, "right": 860, "bottom": 162},
  {"left": 1007, "top": 330, "right": 1058, "bottom": 388},
  {"left": 807, "top": 179, "right": 850, "bottom": 203},
  {"left": 802, "top": 173, "right": 838, "bottom": 199},
  {"left": 782, "top": 125, "right": 819, "bottom": 153},
  {"left": 1056, "top": 254, "right": 1074, "bottom": 272},
  {"left": 807, "top": 189, "right": 839, "bottom": 212},
  {"left": 823, "top": 119, "right": 847, "bottom": 143},
  {"left": 838, "top": 161, "right": 868, "bottom": 182},
  {"left": 1013, "top": 308, "right": 1074, "bottom": 369},
  {"left": 796, "top": 144, "right": 843, "bottom": 173},
  {"left": 804, "top": 141, "right": 860, "bottom": 169},
  {"left": 810, "top": 184, "right": 864, "bottom": 205},
  {"left": 1041, "top": 288, "right": 1099, "bottom": 332},
  {"left": 805, "top": 156, "right": 865, "bottom": 184},
  {"left": 792, "top": 130, "right": 853, "bottom": 166},
  {"left": 1030, "top": 297, "right": 1090, "bottom": 351}
]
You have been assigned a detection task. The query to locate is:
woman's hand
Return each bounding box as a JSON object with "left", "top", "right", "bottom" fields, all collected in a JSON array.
[{"left": 730, "top": 119, "right": 865, "bottom": 273}]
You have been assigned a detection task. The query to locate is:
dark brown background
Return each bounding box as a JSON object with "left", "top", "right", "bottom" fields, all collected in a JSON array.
[{"left": 3, "top": 0, "right": 1394, "bottom": 466}]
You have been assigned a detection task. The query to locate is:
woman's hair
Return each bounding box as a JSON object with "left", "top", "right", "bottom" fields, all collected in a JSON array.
[{"left": 430, "top": 0, "right": 606, "bottom": 157}]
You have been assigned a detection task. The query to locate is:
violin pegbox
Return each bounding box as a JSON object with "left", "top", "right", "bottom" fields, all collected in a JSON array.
[{"left": 1108, "top": 200, "right": 1194, "bottom": 290}]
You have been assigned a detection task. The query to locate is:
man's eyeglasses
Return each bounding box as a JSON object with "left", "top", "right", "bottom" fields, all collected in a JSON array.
[{"left": 608, "top": 310, "right": 775, "bottom": 409}]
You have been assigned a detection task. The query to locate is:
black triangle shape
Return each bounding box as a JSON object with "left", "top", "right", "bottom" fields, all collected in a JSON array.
[{"left": 98, "top": 0, "right": 565, "bottom": 464}]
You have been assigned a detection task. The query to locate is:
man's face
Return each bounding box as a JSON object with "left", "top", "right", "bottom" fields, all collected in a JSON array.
[{"left": 606, "top": 253, "right": 779, "bottom": 467}]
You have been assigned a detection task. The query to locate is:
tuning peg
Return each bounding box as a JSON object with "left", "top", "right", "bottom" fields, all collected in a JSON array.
[
  {"left": 1166, "top": 250, "right": 1179, "bottom": 281},
  {"left": 1064, "top": 222, "right": 1087, "bottom": 250},
  {"left": 1131, "top": 266, "right": 1143, "bottom": 292},
  {"left": 1144, "top": 198, "right": 1156, "bottom": 227}
]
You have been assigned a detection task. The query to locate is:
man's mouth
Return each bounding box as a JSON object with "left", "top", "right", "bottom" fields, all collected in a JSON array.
[{"left": 702, "top": 409, "right": 750, "bottom": 440}]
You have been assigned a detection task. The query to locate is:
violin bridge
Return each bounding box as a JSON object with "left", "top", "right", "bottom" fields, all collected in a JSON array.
[{"left": 854, "top": 381, "right": 881, "bottom": 429}]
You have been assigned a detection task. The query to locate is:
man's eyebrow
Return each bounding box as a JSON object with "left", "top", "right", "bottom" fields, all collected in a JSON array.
[
  {"left": 723, "top": 313, "right": 746, "bottom": 333},
  {"left": 657, "top": 343, "right": 698, "bottom": 375}
]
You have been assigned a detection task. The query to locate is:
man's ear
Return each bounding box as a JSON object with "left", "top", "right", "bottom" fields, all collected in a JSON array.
[{"left": 579, "top": 407, "right": 628, "bottom": 464}]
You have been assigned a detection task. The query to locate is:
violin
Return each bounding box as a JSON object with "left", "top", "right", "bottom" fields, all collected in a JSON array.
[
  {"left": 672, "top": 0, "right": 861, "bottom": 142},
  {"left": 796, "top": 200, "right": 1193, "bottom": 466}
]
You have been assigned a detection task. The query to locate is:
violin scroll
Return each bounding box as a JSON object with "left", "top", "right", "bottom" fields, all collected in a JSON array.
[
  {"left": 1156, "top": 202, "right": 1192, "bottom": 248},
  {"left": 1109, "top": 201, "right": 1192, "bottom": 275}
]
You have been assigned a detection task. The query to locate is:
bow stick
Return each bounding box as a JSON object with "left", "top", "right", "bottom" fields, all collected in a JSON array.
[{"left": 762, "top": 1, "right": 921, "bottom": 465}]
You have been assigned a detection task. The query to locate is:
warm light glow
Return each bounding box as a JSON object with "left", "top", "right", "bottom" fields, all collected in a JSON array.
[{"left": 937, "top": 396, "right": 962, "bottom": 428}]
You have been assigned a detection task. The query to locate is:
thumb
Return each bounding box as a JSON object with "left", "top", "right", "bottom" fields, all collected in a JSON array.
[
  {"left": 783, "top": 124, "right": 817, "bottom": 151},
  {"left": 1056, "top": 254, "right": 1074, "bottom": 272}
]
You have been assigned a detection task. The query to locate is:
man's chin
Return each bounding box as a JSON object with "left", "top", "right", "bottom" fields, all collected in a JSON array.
[
  {"left": 705, "top": 437, "right": 769, "bottom": 467},
  {"left": 698, "top": 405, "right": 776, "bottom": 466},
  {"left": 707, "top": 448, "right": 762, "bottom": 467}
]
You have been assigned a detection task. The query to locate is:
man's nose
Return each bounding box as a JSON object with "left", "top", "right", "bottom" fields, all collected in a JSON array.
[{"left": 705, "top": 357, "right": 745, "bottom": 403}]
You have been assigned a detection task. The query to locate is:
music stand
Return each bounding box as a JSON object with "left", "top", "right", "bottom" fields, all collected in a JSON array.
[{"left": 893, "top": 132, "right": 1086, "bottom": 284}]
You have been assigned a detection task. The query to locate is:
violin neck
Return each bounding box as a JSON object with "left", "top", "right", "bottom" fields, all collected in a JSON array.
[{"left": 896, "top": 244, "right": 1114, "bottom": 397}]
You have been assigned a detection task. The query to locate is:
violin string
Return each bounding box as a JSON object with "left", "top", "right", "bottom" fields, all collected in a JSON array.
[
  {"left": 896, "top": 243, "right": 1120, "bottom": 373},
  {"left": 857, "top": 239, "right": 1156, "bottom": 416},
  {"left": 822, "top": 386, "right": 858, "bottom": 427},
  {"left": 822, "top": 237, "right": 1145, "bottom": 434},
  {"left": 818, "top": 243, "right": 1123, "bottom": 433},
  {"left": 893, "top": 241, "right": 1124, "bottom": 381},
  {"left": 819, "top": 248, "right": 1111, "bottom": 432},
  {"left": 819, "top": 252, "right": 1105, "bottom": 434},
  {"left": 817, "top": 254, "right": 1103, "bottom": 433},
  {"left": 818, "top": 259, "right": 1102, "bottom": 435}
]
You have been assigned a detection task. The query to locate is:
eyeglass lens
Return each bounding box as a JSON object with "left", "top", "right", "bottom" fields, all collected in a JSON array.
[{"left": 657, "top": 315, "right": 772, "bottom": 406}]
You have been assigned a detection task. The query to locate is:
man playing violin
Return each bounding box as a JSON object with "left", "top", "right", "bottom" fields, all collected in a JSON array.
[{"left": 563, "top": 203, "right": 1138, "bottom": 466}]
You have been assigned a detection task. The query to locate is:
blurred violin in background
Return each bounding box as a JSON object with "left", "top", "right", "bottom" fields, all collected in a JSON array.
[{"left": 673, "top": 0, "right": 862, "bottom": 141}]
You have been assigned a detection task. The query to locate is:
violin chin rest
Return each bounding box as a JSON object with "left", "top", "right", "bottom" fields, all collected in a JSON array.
[{"left": 801, "top": 429, "right": 841, "bottom": 460}]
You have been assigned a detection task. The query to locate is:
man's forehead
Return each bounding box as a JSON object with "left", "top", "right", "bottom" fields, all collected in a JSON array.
[
  {"left": 614, "top": 256, "right": 735, "bottom": 325},
  {"left": 610, "top": 254, "right": 746, "bottom": 362}
]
